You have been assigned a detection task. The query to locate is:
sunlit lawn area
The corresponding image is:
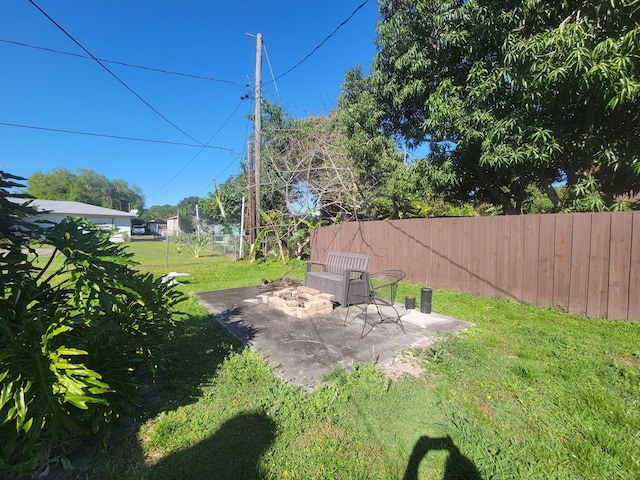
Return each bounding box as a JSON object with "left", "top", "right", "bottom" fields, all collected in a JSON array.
[{"left": 82, "top": 240, "right": 639, "bottom": 479}]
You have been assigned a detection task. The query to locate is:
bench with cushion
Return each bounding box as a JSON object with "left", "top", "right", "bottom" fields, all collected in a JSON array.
[{"left": 304, "top": 252, "right": 369, "bottom": 306}]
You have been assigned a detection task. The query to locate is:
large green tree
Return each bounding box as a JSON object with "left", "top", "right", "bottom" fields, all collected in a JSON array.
[
  {"left": 28, "top": 168, "right": 144, "bottom": 211},
  {"left": 139, "top": 204, "right": 178, "bottom": 222},
  {"left": 338, "top": 65, "right": 430, "bottom": 219},
  {"left": 257, "top": 95, "right": 418, "bottom": 221},
  {"left": 373, "top": 0, "right": 640, "bottom": 213},
  {"left": 176, "top": 196, "right": 201, "bottom": 233}
]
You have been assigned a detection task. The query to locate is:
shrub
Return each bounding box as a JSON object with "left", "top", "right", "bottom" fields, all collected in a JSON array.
[
  {"left": 175, "top": 232, "right": 212, "bottom": 258},
  {"left": 0, "top": 172, "right": 185, "bottom": 476}
]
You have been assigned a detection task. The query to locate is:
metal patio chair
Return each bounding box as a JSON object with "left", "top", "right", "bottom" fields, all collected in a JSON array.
[{"left": 344, "top": 269, "right": 406, "bottom": 338}]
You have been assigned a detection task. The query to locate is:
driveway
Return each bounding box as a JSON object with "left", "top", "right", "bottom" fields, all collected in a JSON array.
[{"left": 194, "top": 286, "right": 473, "bottom": 389}]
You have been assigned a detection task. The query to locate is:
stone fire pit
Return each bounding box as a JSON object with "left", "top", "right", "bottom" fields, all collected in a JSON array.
[{"left": 262, "top": 285, "right": 335, "bottom": 319}]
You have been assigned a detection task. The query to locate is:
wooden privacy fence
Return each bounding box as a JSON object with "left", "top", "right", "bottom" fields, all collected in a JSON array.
[{"left": 309, "top": 212, "right": 640, "bottom": 321}]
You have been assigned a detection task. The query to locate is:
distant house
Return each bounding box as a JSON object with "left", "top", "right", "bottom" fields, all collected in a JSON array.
[{"left": 10, "top": 198, "right": 136, "bottom": 242}]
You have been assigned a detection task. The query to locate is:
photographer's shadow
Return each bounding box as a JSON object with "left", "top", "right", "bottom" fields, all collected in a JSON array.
[
  {"left": 403, "top": 436, "right": 481, "bottom": 480},
  {"left": 146, "top": 411, "right": 277, "bottom": 479}
]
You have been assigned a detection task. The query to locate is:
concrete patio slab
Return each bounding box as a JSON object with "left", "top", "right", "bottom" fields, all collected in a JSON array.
[{"left": 194, "top": 286, "right": 473, "bottom": 389}]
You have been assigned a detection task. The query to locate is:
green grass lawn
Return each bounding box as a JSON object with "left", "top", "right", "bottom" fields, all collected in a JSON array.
[{"left": 83, "top": 241, "right": 640, "bottom": 479}]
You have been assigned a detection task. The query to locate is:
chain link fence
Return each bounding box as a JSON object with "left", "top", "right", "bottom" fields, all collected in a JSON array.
[{"left": 129, "top": 229, "right": 242, "bottom": 260}]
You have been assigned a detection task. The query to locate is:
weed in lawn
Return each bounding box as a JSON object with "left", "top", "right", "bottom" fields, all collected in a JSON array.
[{"left": 420, "top": 339, "right": 447, "bottom": 366}]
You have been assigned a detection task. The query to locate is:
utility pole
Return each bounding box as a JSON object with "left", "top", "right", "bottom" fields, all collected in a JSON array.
[
  {"left": 254, "top": 32, "right": 262, "bottom": 242},
  {"left": 195, "top": 203, "right": 200, "bottom": 235},
  {"left": 247, "top": 141, "right": 255, "bottom": 245},
  {"left": 239, "top": 196, "right": 245, "bottom": 260}
]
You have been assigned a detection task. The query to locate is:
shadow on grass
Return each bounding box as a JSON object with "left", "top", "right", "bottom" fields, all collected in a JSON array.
[
  {"left": 403, "top": 436, "right": 481, "bottom": 480},
  {"left": 144, "top": 412, "right": 277, "bottom": 479},
  {"left": 57, "top": 310, "right": 252, "bottom": 478},
  {"left": 144, "top": 308, "right": 257, "bottom": 416}
]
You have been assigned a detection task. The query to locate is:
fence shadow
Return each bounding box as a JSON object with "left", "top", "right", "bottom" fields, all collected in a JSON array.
[
  {"left": 403, "top": 435, "right": 481, "bottom": 480},
  {"left": 384, "top": 221, "right": 512, "bottom": 299}
]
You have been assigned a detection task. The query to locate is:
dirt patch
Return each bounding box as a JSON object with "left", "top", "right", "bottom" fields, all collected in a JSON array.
[
  {"left": 381, "top": 338, "right": 437, "bottom": 380},
  {"left": 615, "top": 354, "right": 640, "bottom": 365}
]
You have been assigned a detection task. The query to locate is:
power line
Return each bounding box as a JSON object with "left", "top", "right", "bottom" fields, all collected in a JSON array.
[
  {"left": 263, "top": 44, "right": 280, "bottom": 97},
  {"left": 27, "top": 0, "right": 205, "bottom": 147},
  {"left": 0, "top": 121, "right": 231, "bottom": 149},
  {"left": 268, "top": 0, "right": 371, "bottom": 84},
  {"left": 0, "top": 39, "right": 247, "bottom": 89},
  {"left": 193, "top": 100, "right": 254, "bottom": 197},
  {"left": 146, "top": 100, "right": 246, "bottom": 200},
  {"left": 261, "top": 91, "right": 316, "bottom": 117},
  {"left": 195, "top": 156, "right": 239, "bottom": 197}
]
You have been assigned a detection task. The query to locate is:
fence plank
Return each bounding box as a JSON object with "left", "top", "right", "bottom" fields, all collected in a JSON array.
[
  {"left": 372, "top": 221, "right": 390, "bottom": 273},
  {"left": 449, "top": 218, "right": 465, "bottom": 292},
  {"left": 483, "top": 216, "right": 498, "bottom": 298},
  {"left": 431, "top": 219, "right": 448, "bottom": 290},
  {"left": 460, "top": 218, "right": 472, "bottom": 293},
  {"left": 522, "top": 215, "right": 540, "bottom": 304},
  {"left": 402, "top": 222, "right": 419, "bottom": 278},
  {"left": 586, "top": 214, "right": 611, "bottom": 319},
  {"left": 553, "top": 215, "right": 573, "bottom": 312},
  {"left": 608, "top": 212, "right": 633, "bottom": 320},
  {"left": 508, "top": 216, "right": 524, "bottom": 302},
  {"left": 399, "top": 219, "right": 420, "bottom": 283},
  {"left": 568, "top": 214, "right": 592, "bottom": 316},
  {"left": 628, "top": 212, "right": 640, "bottom": 321},
  {"left": 417, "top": 219, "right": 433, "bottom": 285},
  {"left": 392, "top": 221, "right": 409, "bottom": 278},
  {"left": 536, "top": 214, "right": 556, "bottom": 308},
  {"left": 469, "top": 217, "right": 484, "bottom": 296},
  {"left": 495, "top": 217, "right": 511, "bottom": 299}
]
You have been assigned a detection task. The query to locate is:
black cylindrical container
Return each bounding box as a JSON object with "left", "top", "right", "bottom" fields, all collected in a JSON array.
[
  {"left": 420, "top": 288, "right": 432, "bottom": 314},
  {"left": 405, "top": 295, "right": 416, "bottom": 310}
]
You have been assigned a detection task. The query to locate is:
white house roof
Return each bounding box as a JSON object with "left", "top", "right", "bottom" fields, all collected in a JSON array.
[{"left": 9, "top": 198, "right": 136, "bottom": 218}]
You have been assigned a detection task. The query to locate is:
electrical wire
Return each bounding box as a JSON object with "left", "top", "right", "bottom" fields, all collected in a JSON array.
[
  {"left": 263, "top": 44, "right": 279, "bottom": 97},
  {"left": 0, "top": 39, "right": 247, "bottom": 89},
  {"left": 27, "top": 0, "right": 205, "bottom": 147},
  {"left": 195, "top": 156, "right": 239, "bottom": 197},
  {"left": 261, "top": 91, "right": 316, "bottom": 117},
  {"left": 267, "top": 0, "right": 371, "bottom": 84},
  {"left": 195, "top": 96, "right": 254, "bottom": 197},
  {"left": 0, "top": 121, "right": 231, "bottom": 149},
  {"left": 146, "top": 100, "right": 245, "bottom": 200}
]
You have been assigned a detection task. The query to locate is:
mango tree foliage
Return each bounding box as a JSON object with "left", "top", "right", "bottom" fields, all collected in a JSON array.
[
  {"left": 1, "top": 172, "right": 184, "bottom": 475},
  {"left": 373, "top": 0, "right": 640, "bottom": 213},
  {"left": 338, "top": 66, "right": 428, "bottom": 219}
]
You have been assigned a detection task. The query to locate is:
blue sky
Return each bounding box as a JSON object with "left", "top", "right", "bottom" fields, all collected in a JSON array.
[{"left": 1, "top": 0, "right": 380, "bottom": 207}]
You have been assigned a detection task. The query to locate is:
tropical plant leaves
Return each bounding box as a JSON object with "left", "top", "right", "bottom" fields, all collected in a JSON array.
[{"left": 0, "top": 171, "right": 185, "bottom": 475}]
